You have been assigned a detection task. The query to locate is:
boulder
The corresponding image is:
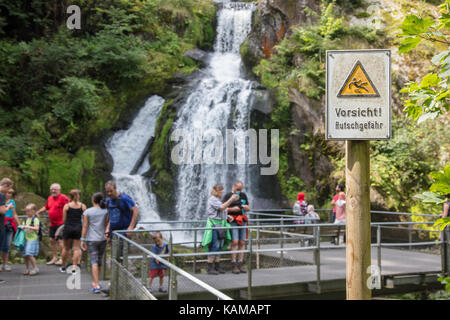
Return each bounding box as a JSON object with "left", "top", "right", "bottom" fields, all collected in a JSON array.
[{"left": 183, "top": 48, "right": 209, "bottom": 68}]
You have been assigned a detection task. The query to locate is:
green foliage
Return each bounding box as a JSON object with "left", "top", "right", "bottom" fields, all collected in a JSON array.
[
  {"left": 253, "top": 2, "right": 384, "bottom": 202},
  {"left": 0, "top": 0, "right": 217, "bottom": 200},
  {"left": 398, "top": 0, "right": 450, "bottom": 122},
  {"left": 332, "top": 116, "right": 446, "bottom": 211}
]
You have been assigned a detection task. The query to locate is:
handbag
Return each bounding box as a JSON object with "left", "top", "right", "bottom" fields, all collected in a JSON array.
[
  {"left": 213, "top": 223, "right": 227, "bottom": 240},
  {"left": 14, "top": 228, "right": 25, "bottom": 252},
  {"left": 5, "top": 222, "right": 14, "bottom": 233}
]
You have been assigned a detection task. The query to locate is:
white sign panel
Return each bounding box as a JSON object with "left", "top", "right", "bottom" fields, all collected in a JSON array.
[{"left": 326, "top": 50, "right": 391, "bottom": 140}]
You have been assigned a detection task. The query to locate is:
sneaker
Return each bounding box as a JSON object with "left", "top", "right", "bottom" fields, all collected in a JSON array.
[
  {"left": 90, "top": 286, "right": 101, "bottom": 294},
  {"left": 3, "top": 265, "right": 11, "bottom": 272},
  {"left": 146, "top": 286, "right": 153, "bottom": 293},
  {"left": 158, "top": 287, "right": 167, "bottom": 293},
  {"left": 29, "top": 269, "right": 39, "bottom": 276},
  {"left": 59, "top": 267, "right": 66, "bottom": 273}
]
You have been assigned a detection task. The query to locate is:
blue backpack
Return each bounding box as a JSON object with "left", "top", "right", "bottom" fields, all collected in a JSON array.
[{"left": 107, "top": 194, "right": 132, "bottom": 231}]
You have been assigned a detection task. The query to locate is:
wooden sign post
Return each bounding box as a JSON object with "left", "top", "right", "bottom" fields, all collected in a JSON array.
[{"left": 326, "top": 50, "right": 391, "bottom": 300}]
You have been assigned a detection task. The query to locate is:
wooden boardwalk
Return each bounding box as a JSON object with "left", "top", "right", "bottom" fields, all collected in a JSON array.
[
  {"left": 161, "top": 244, "right": 443, "bottom": 299},
  {"left": 0, "top": 264, "right": 108, "bottom": 300}
]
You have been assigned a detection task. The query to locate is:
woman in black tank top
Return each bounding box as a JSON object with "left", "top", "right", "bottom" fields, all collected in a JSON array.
[{"left": 60, "top": 189, "right": 86, "bottom": 273}]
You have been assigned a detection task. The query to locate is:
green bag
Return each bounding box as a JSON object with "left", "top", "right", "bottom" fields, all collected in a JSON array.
[{"left": 14, "top": 228, "right": 25, "bottom": 252}]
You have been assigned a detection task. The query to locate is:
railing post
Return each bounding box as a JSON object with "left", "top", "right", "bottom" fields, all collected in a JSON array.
[
  {"left": 315, "top": 226, "right": 321, "bottom": 294},
  {"left": 193, "top": 230, "right": 197, "bottom": 274},
  {"left": 247, "top": 228, "right": 253, "bottom": 300},
  {"left": 168, "top": 233, "right": 178, "bottom": 300},
  {"left": 123, "top": 239, "right": 129, "bottom": 270},
  {"left": 111, "top": 235, "right": 119, "bottom": 300},
  {"left": 256, "top": 219, "right": 260, "bottom": 270},
  {"left": 408, "top": 216, "right": 413, "bottom": 250},
  {"left": 141, "top": 253, "right": 149, "bottom": 287},
  {"left": 441, "top": 228, "right": 450, "bottom": 276},
  {"left": 100, "top": 249, "right": 106, "bottom": 281},
  {"left": 169, "top": 270, "right": 178, "bottom": 300},
  {"left": 280, "top": 218, "right": 284, "bottom": 267},
  {"left": 377, "top": 225, "right": 382, "bottom": 275}
]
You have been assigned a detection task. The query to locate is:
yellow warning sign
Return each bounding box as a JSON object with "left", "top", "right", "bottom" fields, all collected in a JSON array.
[{"left": 337, "top": 61, "right": 380, "bottom": 97}]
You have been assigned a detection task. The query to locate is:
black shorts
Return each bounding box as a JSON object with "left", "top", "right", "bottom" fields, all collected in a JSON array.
[
  {"left": 49, "top": 224, "right": 63, "bottom": 240},
  {"left": 63, "top": 225, "right": 82, "bottom": 240}
]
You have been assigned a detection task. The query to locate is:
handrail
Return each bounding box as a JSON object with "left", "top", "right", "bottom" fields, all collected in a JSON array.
[
  {"left": 128, "top": 221, "right": 439, "bottom": 233},
  {"left": 112, "top": 231, "right": 232, "bottom": 300}
]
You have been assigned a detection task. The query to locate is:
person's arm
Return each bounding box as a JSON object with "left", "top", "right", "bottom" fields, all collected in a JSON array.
[
  {"left": 81, "top": 215, "right": 88, "bottom": 240},
  {"left": 128, "top": 206, "right": 139, "bottom": 231},
  {"left": 62, "top": 204, "right": 68, "bottom": 224},
  {"left": 219, "top": 195, "right": 239, "bottom": 211},
  {"left": 13, "top": 206, "right": 20, "bottom": 227},
  {"left": 36, "top": 205, "right": 47, "bottom": 217},
  {"left": 442, "top": 202, "right": 449, "bottom": 218},
  {"left": 24, "top": 218, "right": 40, "bottom": 231},
  {"left": 81, "top": 214, "right": 89, "bottom": 251}
]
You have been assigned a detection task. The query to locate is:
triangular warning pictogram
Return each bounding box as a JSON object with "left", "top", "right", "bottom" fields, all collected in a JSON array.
[{"left": 337, "top": 61, "right": 380, "bottom": 98}]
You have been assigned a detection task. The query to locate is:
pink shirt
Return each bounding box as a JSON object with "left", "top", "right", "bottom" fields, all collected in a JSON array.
[
  {"left": 332, "top": 194, "right": 339, "bottom": 213},
  {"left": 335, "top": 193, "right": 346, "bottom": 220}
]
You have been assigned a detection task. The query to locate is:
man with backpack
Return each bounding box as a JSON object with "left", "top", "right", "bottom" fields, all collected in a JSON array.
[{"left": 104, "top": 180, "right": 139, "bottom": 242}]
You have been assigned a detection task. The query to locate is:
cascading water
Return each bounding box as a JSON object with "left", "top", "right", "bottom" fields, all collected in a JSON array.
[
  {"left": 173, "top": 2, "right": 257, "bottom": 223},
  {"left": 106, "top": 95, "right": 164, "bottom": 223},
  {"left": 106, "top": 2, "right": 265, "bottom": 237}
]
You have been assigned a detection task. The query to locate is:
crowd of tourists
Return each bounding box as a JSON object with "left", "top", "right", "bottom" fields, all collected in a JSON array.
[{"left": 0, "top": 177, "right": 139, "bottom": 294}]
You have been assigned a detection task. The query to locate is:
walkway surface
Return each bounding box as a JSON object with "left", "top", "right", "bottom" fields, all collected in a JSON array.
[
  {"left": 0, "top": 264, "right": 108, "bottom": 300},
  {"left": 170, "top": 245, "right": 442, "bottom": 297},
  {"left": 0, "top": 244, "right": 441, "bottom": 299}
]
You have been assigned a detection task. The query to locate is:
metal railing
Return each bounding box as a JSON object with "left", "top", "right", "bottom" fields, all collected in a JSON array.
[
  {"left": 110, "top": 231, "right": 233, "bottom": 300},
  {"left": 111, "top": 217, "right": 448, "bottom": 299}
]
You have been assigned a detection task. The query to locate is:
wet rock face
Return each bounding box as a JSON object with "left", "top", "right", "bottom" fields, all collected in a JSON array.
[{"left": 246, "top": 0, "right": 320, "bottom": 64}]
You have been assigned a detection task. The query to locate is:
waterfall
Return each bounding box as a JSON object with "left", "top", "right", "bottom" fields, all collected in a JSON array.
[
  {"left": 106, "top": 95, "right": 164, "bottom": 223},
  {"left": 105, "top": 1, "right": 263, "bottom": 237},
  {"left": 173, "top": 2, "right": 257, "bottom": 223}
]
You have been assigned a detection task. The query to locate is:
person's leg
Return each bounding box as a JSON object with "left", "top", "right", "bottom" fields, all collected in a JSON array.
[
  {"left": 30, "top": 256, "right": 37, "bottom": 271},
  {"left": 56, "top": 238, "right": 64, "bottom": 264},
  {"left": 207, "top": 231, "right": 219, "bottom": 274},
  {"left": 61, "top": 239, "right": 70, "bottom": 269},
  {"left": 147, "top": 276, "right": 154, "bottom": 288},
  {"left": 72, "top": 239, "right": 82, "bottom": 266},
  {"left": 48, "top": 237, "right": 58, "bottom": 263},
  {"left": 158, "top": 269, "right": 167, "bottom": 292},
  {"left": 88, "top": 241, "right": 100, "bottom": 288},
  {"left": 24, "top": 256, "right": 30, "bottom": 272},
  {"left": 237, "top": 222, "right": 247, "bottom": 273},
  {"left": 2, "top": 231, "right": 12, "bottom": 268}
]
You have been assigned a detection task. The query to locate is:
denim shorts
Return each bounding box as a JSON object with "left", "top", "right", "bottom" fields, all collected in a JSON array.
[
  {"left": 230, "top": 221, "right": 247, "bottom": 241},
  {"left": 0, "top": 230, "right": 13, "bottom": 253},
  {"left": 208, "top": 230, "right": 224, "bottom": 257},
  {"left": 23, "top": 240, "right": 39, "bottom": 257},
  {"left": 88, "top": 240, "right": 107, "bottom": 266}
]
